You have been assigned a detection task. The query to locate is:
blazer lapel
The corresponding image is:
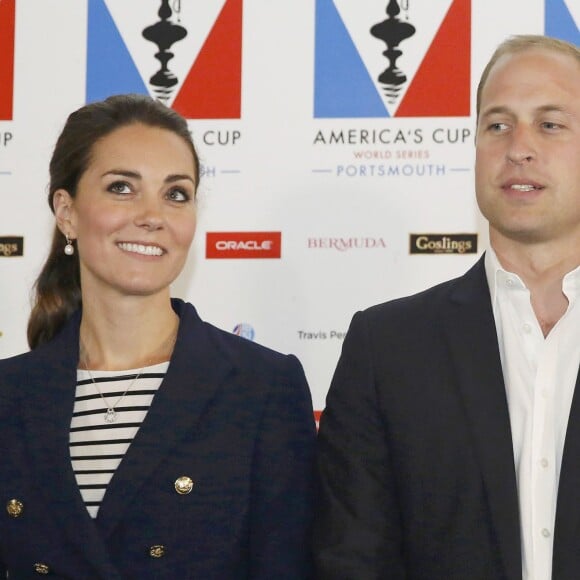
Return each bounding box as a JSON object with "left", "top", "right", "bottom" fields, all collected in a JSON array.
[
  {"left": 96, "top": 301, "right": 234, "bottom": 538},
  {"left": 22, "top": 313, "right": 123, "bottom": 579},
  {"left": 442, "top": 257, "right": 522, "bottom": 580},
  {"left": 552, "top": 369, "right": 580, "bottom": 578}
]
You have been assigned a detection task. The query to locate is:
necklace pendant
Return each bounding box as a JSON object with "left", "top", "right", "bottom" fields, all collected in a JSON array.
[{"left": 104, "top": 408, "right": 117, "bottom": 423}]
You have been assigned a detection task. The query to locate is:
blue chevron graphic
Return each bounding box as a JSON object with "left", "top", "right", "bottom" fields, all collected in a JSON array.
[
  {"left": 86, "top": 0, "right": 148, "bottom": 103},
  {"left": 314, "top": 0, "right": 387, "bottom": 118}
]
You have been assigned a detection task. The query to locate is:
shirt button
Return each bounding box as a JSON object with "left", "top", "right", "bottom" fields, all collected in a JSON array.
[
  {"left": 523, "top": 323, "right": 532, "bottom": 333},
  {"left": 175, "top": 476, "right": 194, "bottom": 495},
  {"left": 541, "top": 528, "right": 551, "bottom": 538},
  {"left": 506, "top": 278, "right": 514, "bottom": 287},
  {"left": 33, "top": 563, "right": 51, "bottom": 574},
  {"left": 6, "top": 498, "right": 24, "bottom": 518},
  {"left": 540, "top": 458, "right": 549, "bottom": 468},
  {"left": 149, "top": 545, "right": 166, "bottom": 558}
]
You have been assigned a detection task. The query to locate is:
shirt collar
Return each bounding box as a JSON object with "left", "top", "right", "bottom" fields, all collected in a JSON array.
[{"left": 485, "top": 248, "right": 580, "bottom": 304}]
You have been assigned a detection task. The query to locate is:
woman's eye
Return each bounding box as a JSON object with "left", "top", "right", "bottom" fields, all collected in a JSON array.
[
  {"left": 167, "top": 188, "right": 190, "bottom": 202},
  {"left": 108, "top": 181, "right": 132, "bottom": 194}
]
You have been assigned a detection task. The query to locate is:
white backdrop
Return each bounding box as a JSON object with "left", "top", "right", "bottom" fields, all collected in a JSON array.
[{"left": 0, "top": 0, "right": 578, "bottom": 413}]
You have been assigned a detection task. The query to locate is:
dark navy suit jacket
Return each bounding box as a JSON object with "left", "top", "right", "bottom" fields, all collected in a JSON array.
[
  {"left": 314, "top": 257, "right": 580, "bottom": 580},
  {"left": 0, "top": 299, "right": 317, "bottom": 579}
]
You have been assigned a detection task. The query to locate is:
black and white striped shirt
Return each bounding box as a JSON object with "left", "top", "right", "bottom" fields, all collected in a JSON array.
[{"left": 70, "top": 362, "right": 168, "bottom": 518}]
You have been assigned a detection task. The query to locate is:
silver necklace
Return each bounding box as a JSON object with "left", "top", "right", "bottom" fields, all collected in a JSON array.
[
  {"left": 80, "top": 325, "right": 178, "bottom": 423},
  {"left": 83, "top": 365, "right": 144, "bottom": 423}
]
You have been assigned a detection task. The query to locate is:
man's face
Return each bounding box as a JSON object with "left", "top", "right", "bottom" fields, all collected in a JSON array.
[{"left": 475, "top": 48, "right": 580, "bottom": 248}]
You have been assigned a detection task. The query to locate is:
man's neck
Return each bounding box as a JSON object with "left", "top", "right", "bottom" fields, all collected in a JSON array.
[{"left": 490, "top": 233, "right": 579, "bottom": 336}]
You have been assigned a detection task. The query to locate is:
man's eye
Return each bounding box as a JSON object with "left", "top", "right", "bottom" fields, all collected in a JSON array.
[{"left": 541, "top": 121, "right": 561, "bottom": 131}]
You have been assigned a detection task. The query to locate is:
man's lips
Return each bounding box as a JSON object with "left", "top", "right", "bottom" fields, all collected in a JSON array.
[{"left": 501, "top": 179, "right": 545, "bottom": 193}]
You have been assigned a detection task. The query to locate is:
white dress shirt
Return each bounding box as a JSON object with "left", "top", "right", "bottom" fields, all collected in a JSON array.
[{"left": 485, "top": 249, "right": 580, "bottom": 580}]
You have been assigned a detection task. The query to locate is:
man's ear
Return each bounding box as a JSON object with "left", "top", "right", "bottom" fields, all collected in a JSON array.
[{"left": 53, "top": 189, "right": 77, "bottom": 239}]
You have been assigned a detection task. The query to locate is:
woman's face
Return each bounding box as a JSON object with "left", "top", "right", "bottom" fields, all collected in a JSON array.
[{"left": 55, "top": 122, "right": 197, "bottom": 301}]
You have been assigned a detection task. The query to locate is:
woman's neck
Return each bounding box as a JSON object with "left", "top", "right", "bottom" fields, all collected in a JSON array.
[{"left": 78, "top": 292, "right": 179, "bottom": 371}]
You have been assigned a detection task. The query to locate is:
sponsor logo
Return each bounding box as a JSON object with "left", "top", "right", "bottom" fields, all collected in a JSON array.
[
  {"left": 86, "top": 0, "right": 242, "bottom": 118},
  {"left": 410, "top": 233, "right": 477, "bottom": 255},
  {"left": 310, "top": 126, "right": 472, "bottom": 177},
  {"left": 206, "top": 232, "right": 282, "bottom": 259},
  {"left": 311, "top": 1, "right": 473, "bottom": 177},
  {"left": 314, "top": 410, "right": 322, "bottom": 430},
  {"left": 314, "top": 0, "right": 471, "bottom": 118},
  {"left": 307, "top": 237, "right": 387, "bottom": 251},
  {"left": 298, "top": 330, "right": 346, "bottom": 340},
  {"left": 0, "top": 0, "right": 15, "bottom": 120},
  {"left": 0, "top": 131, "right": 12, "bottom": 148},
  {"left": 545, "top": 0, "right": 579, "bottom": 45},
  {"left": 232, "top": 323, "right": 255, "bottom": 341},
  {"left": 0, "top": 236, "right": 24, "bottom": 257}
]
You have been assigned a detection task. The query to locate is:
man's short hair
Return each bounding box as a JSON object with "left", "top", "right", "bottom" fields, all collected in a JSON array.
[{"left": 476, "top": 35, "right": 580, "bottom": 120}]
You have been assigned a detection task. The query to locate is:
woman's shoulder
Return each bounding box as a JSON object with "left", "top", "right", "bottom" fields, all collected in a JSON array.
[
  {"left": 0, "top": 348, "right": 37, "bottom": 372},
  {"left": 177, "top": 299, "right": 302, "bottom": 376},
  {"left": 205, "top": 318, "right": 298, "bottom": 373},
  {"left": 0, "top": 349, "right": 39, "bottom": 403}
]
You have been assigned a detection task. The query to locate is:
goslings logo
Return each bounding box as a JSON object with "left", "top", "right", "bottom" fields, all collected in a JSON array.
[
  {"left": 86, "top": 0, "right": 242, "bottom": 118},
  {"left": 545, "top": 0, "right": 580, "bottom": 45},
  {"left": 314, "top": 0, "right": 470, "bottom": 118},
  {"left": 206, "top": 232, "right": 282, "bottom": 259},
  {"left": 410, "top": 233, "right": 477, "bottom": 255},
  {"left": 0, "top": 0, "right": 15, "bottom": 121},
  {"left": 0, "top": 236, "right": 24, "bottom": 257}
]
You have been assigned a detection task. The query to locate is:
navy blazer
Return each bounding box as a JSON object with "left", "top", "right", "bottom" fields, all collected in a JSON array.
[
  {"left": 0, "top": 299, "right": 316, "bottom": 579},
  {"left": 314, "top": 256, "right": 580, "bottom": 579}
]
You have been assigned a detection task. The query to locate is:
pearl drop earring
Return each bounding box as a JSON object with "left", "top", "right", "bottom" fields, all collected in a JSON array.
[{"left": 64, "top": 235, "right": 75, "bottom": 256}]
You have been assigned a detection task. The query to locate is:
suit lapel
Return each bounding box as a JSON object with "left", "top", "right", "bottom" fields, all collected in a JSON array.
[
  {"left": 552, "top": 369, "right": 580, "bottom": 577},
  {"left": 22, "top": 313, "right": 123, "bottom": 579},
  {"left": 96, "top": 300, "right": 234, "bottom": 538},
  {"left": 442, "top": 257, "right": 522, "bottom": 580}
]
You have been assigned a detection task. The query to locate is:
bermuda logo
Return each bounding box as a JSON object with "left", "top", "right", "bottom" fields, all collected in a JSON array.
[
  {"left": 0, "top": 0, "right": 15, "bottom": 120},
  {"left": 545, "top": 0, "right": 580, "bottom": 45},
  {"left": 86, "top": 0, "right": 242, "bottom": 118},
  {"left": 314, "top": 0, "right": 471, "bottom": 118}
]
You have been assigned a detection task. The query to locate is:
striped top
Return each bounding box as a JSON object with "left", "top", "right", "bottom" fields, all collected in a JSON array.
[{"left": 70, "top": 362, "right": 169, "bottom": 518}]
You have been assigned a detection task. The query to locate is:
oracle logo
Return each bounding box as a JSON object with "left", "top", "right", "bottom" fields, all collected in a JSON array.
[{"left": 206, "top": 232, "right": 282, "bottom": 259}]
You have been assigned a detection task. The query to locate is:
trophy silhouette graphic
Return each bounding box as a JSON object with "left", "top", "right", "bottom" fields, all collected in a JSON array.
[
  {"left": 142, "top": 0, "right": 187, "bottom": 103},
  {"left": 370, "top": 0, "right": 416, "bottom": 103}
]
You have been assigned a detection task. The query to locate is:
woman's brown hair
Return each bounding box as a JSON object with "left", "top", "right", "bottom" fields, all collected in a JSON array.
[{"left": 27, "top": 94, "right": 199, "bottom": 349}]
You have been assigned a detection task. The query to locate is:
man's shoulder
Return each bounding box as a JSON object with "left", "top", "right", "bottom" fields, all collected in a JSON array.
[
  {"left": 362, "top": 257, "right": 488, "bottom": 326},
  {"left": 365, "top": 273, "right": 464, "bottom": 318}
]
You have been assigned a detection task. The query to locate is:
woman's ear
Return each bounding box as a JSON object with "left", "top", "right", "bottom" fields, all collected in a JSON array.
[{"left": 53, "top": 189, "right": 77, "bottom": 239}]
